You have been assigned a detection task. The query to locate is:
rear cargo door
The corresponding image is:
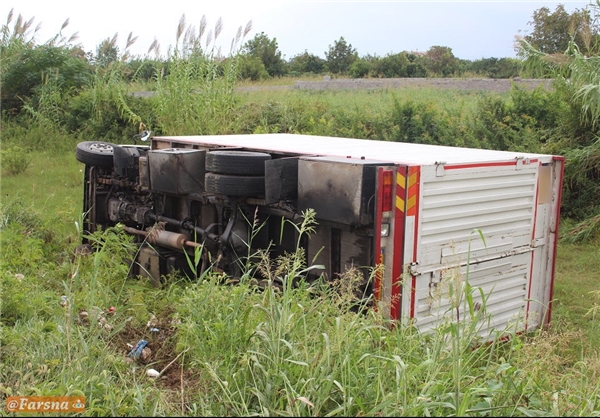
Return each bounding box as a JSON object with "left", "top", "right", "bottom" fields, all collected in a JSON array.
[{"left": 405, "top": 158, "right": 555, "bottom": 336}]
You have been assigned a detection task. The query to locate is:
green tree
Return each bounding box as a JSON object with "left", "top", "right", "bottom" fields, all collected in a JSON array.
[
  {"left": 466, "top": 57, "right": 521, "bottom": 79},
  {"left": 123, "top": 58, "right": 159, "bottom": 82},
  {"left": 243, "top": 32, "right": 285, "bottom": 77},
  {"left": 1, "top": 44, "right": 90, "bottom": 114},
  {"left": 423, "top": 45, "right": 458, "bottom": 76},
  {"left": 406, "top": 62, "right": 427, "bottom": 78},
  {"left": 518, "top": 1, "right": 600, "bottom": 239},
  {"left": 373, "top": 52, "right": 411, "bottom": 78},
  {"left": 325, "top": 36, "right": 357, "bottom": 75},
  {"left": 348, "top": 58, "right": 372, "bottom": 78},
  {"left": 94, "top": 35, "right": 120, "bottom": 67},
  {"left": 288, "top": 50, "right": 326, "bottom": 74},
  {"left": 238, "top": 55, "right": 269, "bottom": 80},
  {"left": 404, "top": 53, "right": 428, "bottom": 77},
  {"left": 521, "top": 4, "right": 599, "bottom": 55},
  {"left": 1, "top": 9, "right": 88, "bottom": 114}
]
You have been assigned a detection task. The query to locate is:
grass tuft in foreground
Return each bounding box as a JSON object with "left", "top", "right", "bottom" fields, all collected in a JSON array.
[{"left": 2, "top": 196, "right": 600, "bottom": 416}]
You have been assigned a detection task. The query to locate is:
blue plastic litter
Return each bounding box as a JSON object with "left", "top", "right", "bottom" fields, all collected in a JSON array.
[{"left": 128, "top": 339, "right": 148, "bottom": 358}]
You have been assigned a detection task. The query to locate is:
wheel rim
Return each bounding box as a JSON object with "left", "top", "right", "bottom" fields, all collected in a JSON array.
[{"left": 90, "top": 143, "right": 114, "bottom": 153}]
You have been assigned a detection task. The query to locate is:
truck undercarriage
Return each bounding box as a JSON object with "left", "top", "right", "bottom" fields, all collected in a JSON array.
[{"left": 76, "top": 138, "right": 380, "bottom": 296}]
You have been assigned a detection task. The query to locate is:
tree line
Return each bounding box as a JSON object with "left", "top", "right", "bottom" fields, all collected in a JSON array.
[
  {"left": 239, "top": 3, "right": 599, "bottom": 80},
  {"left": 3, "top": 3, "right": 599, "bottom": 115},
  {"left": 243, "top": 37, "right": 521, "bottom": 80}
]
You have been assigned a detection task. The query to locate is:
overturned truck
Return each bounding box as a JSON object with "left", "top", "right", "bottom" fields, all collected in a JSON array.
[{"left": 75, "top": 133, "right": 564, "bottom": 334}]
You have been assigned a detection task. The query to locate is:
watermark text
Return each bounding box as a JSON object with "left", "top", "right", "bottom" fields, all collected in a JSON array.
[{"left": 6, "top": 396, "right": 86, "bottom": 413}]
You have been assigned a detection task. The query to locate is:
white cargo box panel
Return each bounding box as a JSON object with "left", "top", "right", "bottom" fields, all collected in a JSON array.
[
  {"left": 151, "top": 133, "right": 553, "bottom": 165},
  {"left": 153, "top": 134, "right": 564, "bottom": 336},
  {"left": 405, "top": 160, "right": 561, "bottom": 336}
]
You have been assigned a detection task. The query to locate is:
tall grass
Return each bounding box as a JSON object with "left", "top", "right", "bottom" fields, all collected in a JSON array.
[
  {"left": 1, "top": 100, "right": 599, "bottom": 417},
  {"left": 2, "top": 156, "right": 600, "bottom": 415},
  {"left": 174, "top": 218, "right": 531, "bottom": 416},
  {"left": 150, "top": 14, "right": 252, "bottom": 135},
  {"left": 87, "top": 32, "right": 147, "bottom": 135},
  {"left": 0, "top": 215, "right": 176, "bottom": 415},
  {"left": 231, "top": 86, "right": 493, "bottom": 146}
]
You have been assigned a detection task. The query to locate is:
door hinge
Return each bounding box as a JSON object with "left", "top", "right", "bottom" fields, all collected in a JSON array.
[{"left": 435, "top": 161, "right": 446, "bottom": 177}]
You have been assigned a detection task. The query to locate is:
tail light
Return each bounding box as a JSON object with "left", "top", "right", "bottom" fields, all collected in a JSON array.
[{"left": 382, "top": 169, "right": 394, "bottom": 212}]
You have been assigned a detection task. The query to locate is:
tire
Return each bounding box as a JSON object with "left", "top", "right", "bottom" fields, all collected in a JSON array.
[
  {"left": 75, "top": 141, "right": 116, "bottom": 167},
  {"left": 205, "top": 150, "right": 271, "bottom": 175},
  {"left": 205, "top": 172, "right": 265, "bottom": 197}
]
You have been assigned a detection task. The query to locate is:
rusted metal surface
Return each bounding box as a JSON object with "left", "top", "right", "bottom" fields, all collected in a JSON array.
[
  {"left": 265, "top": 157, "right": 298, "bottom": 205},
  {"left": 298, "top": 156, "right": 390, "bottom": 226},
  {"left": 148, "top": 148, "right": 206, "bottom": 195}
]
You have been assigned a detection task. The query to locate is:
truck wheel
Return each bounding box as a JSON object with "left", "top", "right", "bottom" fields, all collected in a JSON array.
[
  {"left": 205, "top": 172, "right": 265, "bottom": 197},
  {"left": 205, "top": 150, "right": 271, "bottom": 176},
  {"left": 75, "top": 141, "right": 115, "bottom": 167}
]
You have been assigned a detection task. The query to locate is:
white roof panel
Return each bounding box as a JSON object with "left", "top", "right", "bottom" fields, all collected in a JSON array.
[{"left": 154, "top": 133, "right": 558, "bottom": 166}]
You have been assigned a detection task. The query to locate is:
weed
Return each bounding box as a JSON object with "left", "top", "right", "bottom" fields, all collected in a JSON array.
[
  {"left": 150, "top": 14, "right": 252, "bottom": 135},
  {"left": 2, "top": 152, "right": 600, "bottom": 415},
  {"left": 0, "top": 145, "right": 31, "bottom": 175}
]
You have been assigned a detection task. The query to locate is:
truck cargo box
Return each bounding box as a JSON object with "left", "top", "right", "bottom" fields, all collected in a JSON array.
[{"left": 77, "top": 133, "right": 563, "bottom": 337}]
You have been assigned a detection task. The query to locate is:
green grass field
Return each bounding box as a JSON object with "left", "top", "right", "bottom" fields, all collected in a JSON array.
[
  {"left": 1, "top": 83, "right": 599, "bottom": 415},
  {"left": 1, "top": 138, "right": 599, "bottom": 416}
]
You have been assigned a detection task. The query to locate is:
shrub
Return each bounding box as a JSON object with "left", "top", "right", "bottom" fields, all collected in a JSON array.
[
  {"left": 469, "top": 91, "right": 549, "bottom": 153},
  {"left": 288, "top": 51, "right": 326, "bottom": 75},
  {"left": 238, "top": 55, "right": 270, "bottom": 81},
  {"left": 387, "top": 99, "right": 451, "bottom": 145},
  {"left": 465, "top": 57, "right": 521, "bottom": 79},
  {"left": 561, "top": 138, "right": 600, "bottom": 220},
  {"left": 372, "top": 52, "right": 411, "bottom": 78},
  {"left": 1, "top": 44, "right": 90, "bottom": 115},
  {"left": 348, "top": 59, "right": 371, "bottom": 78},
  {"left": 0, "top": 145, "right": 31, "bottom": 175},
  {"left": 406, "top": 61, "right": 428, "bottom": 77}
]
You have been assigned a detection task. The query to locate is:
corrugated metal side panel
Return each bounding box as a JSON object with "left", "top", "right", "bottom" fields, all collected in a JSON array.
[
  {"left": 419, "top": 166, "right": 537, "bottom": 252},
  {"left": 412, "top": 163, "right": 539, "bottom": 335},
  {"left": 414, "top": 252, "right": 530, "bottom": 334}
]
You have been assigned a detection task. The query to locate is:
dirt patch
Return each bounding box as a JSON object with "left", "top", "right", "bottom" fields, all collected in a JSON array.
[
  {"left": 292, "top": 77, "right": 552, "bottom": 93},
  {"left": 135, "top": 78, "right": 551, "bottom": 97},
  {"left": 100, "top": 310, "right": 204, "bottom": 397}
]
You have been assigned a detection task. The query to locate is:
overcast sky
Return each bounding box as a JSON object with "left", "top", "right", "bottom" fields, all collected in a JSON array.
[{"left": 2, "top": 1, "right": 593, "bottom": 61}]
